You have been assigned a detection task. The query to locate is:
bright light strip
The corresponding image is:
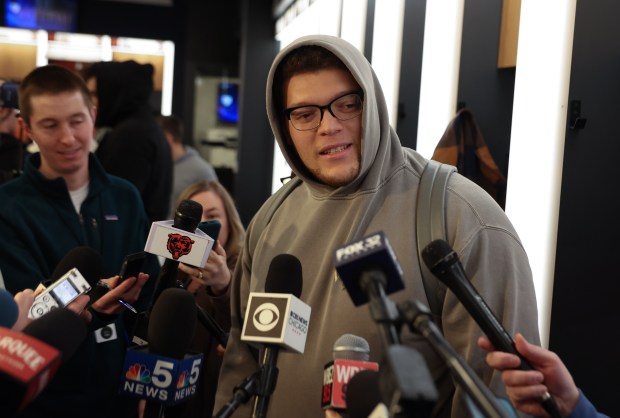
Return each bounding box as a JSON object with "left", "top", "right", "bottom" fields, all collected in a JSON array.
[
  {"left": 161, "top": 40, "right": 175, "bottom": 116},
  {"left": 36, "top": 30, "right": 48, "bottom": 66},
  {"left": 416, "top": 0, "right": 464, "bottom": 158},
  {"left": 114, "top": 37, "right": 163, "bottom": 54},
  {"left": 505, "top": 0, "right": 577, "bottom": 348},
  {"left": 0, "top": 27, "right": 37, "bottom": 44},
  {"left": 101, "top": 35, "right": 113, "bottom": 61},
  {"left": 340, "top": 0, "right": 367, "bottom": 52},
  {"left": 371, "top": 0, "right": 405, "bottom": 128}
]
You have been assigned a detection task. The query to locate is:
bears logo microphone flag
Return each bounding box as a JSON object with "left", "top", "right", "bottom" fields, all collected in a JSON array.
[{"left": 144, "top": 220, "right": 214, "bottom": 267}]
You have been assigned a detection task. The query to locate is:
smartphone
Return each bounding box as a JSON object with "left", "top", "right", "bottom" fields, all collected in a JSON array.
[
  {"left": 118, "top": 251, "right": 147, "bottom": 283},
  {"left": 198, "top": 220, "right": 221, "bottom": 247},
  {"left": 29, "top": 268, "right": 92, "bottom": 319}
]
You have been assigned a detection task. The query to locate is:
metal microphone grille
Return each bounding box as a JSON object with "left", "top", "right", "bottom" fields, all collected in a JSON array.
[{"left": 332, "top": 333, "right": 370, "bottom": 361}]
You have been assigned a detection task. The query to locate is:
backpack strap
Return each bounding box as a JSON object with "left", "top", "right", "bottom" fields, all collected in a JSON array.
[{"left": 416, "top": 160, "right": 456, "bottom": 324}]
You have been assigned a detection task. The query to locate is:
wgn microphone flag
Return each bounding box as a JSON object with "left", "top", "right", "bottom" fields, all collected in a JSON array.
[
  {"left": 322, "top": 334, "right": 379, "bottom": 411},
  {"left": 0, "top": 309, "right": 87, "bottom": 417}
]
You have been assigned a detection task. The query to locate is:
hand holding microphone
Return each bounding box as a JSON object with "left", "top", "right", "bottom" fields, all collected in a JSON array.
[{"left": 422, "top": 239, "right": 562, "bottom": 418}]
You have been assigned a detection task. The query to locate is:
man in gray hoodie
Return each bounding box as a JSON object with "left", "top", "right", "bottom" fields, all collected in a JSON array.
[{"left": 214, "top": 35, "right": 540, "bottom": 418}]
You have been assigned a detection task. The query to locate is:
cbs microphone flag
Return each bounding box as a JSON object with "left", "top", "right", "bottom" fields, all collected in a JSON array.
[
  {"left": 144, "top": 220, "right": 214, "bottom": 267},
  {"left": 241, "top": 293, "right": 311, "bottom": 354}
]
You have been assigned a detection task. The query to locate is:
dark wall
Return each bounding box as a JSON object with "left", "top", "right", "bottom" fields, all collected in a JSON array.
[
  {"left": 396, "top": 0, "right": 426, "bottom": 150},
  {"left": 550, "top": 1, "right": 620, "bottom": 415},
  {"left": 233, "top": 0, "right": 278, "bottom": 225}
]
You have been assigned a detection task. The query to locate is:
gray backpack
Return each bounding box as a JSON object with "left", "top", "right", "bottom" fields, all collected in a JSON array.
[{"left": 248, "top": 160, "right": 456, "bottom": 321}]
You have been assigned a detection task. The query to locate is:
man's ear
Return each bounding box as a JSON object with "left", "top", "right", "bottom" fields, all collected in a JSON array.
[{"left": 17, "top": 117, "right": 33, "bottom": 142}]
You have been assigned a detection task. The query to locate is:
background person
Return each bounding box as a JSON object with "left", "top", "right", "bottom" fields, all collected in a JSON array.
[
  {"left": 83, "top": 60, "right": 173, "bottom": 223},
  {"left": 156, "top": 114, "right": 218, "bottom": 218},
  {"left": 172, "top": 179, "right": 245, "bottom": 417},
  {"left": 0, "top": 64, "right": 157, "bottom": 418}
]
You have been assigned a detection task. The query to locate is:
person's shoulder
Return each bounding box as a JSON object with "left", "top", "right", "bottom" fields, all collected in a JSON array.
[{"left": 106, "top": 174, "right": 142, "bottom": 198}]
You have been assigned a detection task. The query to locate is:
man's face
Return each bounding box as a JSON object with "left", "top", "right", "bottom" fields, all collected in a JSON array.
[
  {"left": 23, "top": 91, "right": 95, "bottom": 180},
  {"left": 284, "top": 68, "right": 362, "bottom": 188}
]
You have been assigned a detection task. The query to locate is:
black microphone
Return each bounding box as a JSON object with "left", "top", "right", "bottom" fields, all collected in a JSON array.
[
  {"left": 122, "top": 288, "right": 202, "bottom": 418},
  {"left": 249, "top": 254, "right": 307, "bottom": 418},
  {"left": 0, "top": 288, "right": 18, "bottom": 328},
  {"left": 0, "top": 309, "right": 87, "bottom": 417},
  {"left": 149, "top": 200, "right": 203, "bottom": 307},
  {"left": 215, "top": 254, "right": 310, "bottom": 418},
  {"left": 50, "top": 246, "right": 107, "bottom": 306},
  {"left": 346, "top": 370, "right": 388, "bottom": 418},
  {"left": 422, "top": 239, "right": 562, "bottom": 418},
  {"left": 334, "top": 232, "right": 404, "bottom": 347},
  {"left": 399, "top": 300, "right": 510, "bottom": 418}
]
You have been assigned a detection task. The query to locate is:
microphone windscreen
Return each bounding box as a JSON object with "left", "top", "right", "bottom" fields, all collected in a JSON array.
[
  {"left": 346, "top": 369, "right": 383, "bottom": 418},
  {"left": 264, "top": 254, "right": 303, "bottom": 297},
  {"left": 0, "top": 289, "right": 18, "bottom": 329},
  {"left": 421, "top": 239, "right": 454, "bottom": 271},
  {"left": 50, "top": 246, "right": 105, "bottom": 286},
  {"left": 22, "top": 308, "right": 87, "bottom": 362},
  {"left": 147, "top": 288, "right": 197, "bottom": 359},
  {"left": 332, "top": 333, "right": 370, "bottom": 361},
  {"left": 173, "top": 199, "right": 203, "bottom": 232}
]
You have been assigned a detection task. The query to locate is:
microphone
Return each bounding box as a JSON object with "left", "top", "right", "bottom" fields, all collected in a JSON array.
[
  {"left": 321, "top": 334, "right": 379, "bottom": 411},
  {"left": 120, "top": 288, "right": 203, "bottom": 418},
  {"left": 345, "top": 370, "right": 389, "bottom": 418},
  {"left": 0, "top": 308, "right": 87, "bottom": 417},
  {"left": 0, "top": 289, "right": 18, "bottom": 328},
  {"left": 422, "top": 239, "right": 561, "bottom": 418},
  {"left": 334, "top": 232, "right": 404, "bottom": 347},
  {"left": 213, "top": 254, "right": 310, "bottom": 418},
  {"left": 148, "top": 199, "right": 204, "bottom": 306},
  {"left": 245, "top": 254, "right": 310, "bottom": 418}
]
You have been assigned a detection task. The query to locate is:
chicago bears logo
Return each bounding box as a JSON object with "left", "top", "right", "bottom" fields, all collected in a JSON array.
[{"left": 167, "top": 233, "right": 195, "bottom": 260}]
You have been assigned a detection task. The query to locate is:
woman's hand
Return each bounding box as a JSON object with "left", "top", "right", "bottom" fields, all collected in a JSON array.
[{"left": 179, "top": 242, "right": 231, "bottom": 295}]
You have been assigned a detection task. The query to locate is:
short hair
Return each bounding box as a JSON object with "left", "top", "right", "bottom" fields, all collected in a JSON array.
[
  {"left": 273, "top": 45, "right": 349, "bottom": 112},
  {"left": 176, "top": 180, "right": 245, "bottom": 270},
  {"left": 157, "top": 115, "right": 184, "bottom": 144},
  {"left": 18, "top": 65, "right": 93, "bottom": 125}
]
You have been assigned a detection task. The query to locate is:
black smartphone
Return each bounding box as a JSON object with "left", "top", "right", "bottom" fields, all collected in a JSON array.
[
  {"left": 118, "top": 251, "right": 147, "bottom": 282},
  {"left": 198, "top": 220, "right": 221, "bottom": 248}
]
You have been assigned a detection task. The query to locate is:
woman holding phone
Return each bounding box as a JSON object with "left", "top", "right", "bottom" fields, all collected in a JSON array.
[{"left": 173, "top": 180, "right": 245, "bottom": 418}]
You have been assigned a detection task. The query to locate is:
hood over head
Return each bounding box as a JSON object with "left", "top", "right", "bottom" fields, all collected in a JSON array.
[
  {"left": 86, "top": 60, "right": 154, "bottom": 128},
  {"left": 266, "top": 35, "right": 405, "bottom": 196}
]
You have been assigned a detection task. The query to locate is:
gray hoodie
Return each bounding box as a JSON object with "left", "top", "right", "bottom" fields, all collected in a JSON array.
[{"left": 215, "top": 35, "right": 539, "bottom": 418}]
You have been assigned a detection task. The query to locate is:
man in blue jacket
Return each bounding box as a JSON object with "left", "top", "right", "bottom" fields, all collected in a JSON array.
[{"left": 0, "top": 65, "right": 159, "bottom": 418}]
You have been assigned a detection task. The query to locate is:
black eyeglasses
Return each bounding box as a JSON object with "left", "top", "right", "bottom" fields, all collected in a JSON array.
[{"left": 283, "top": 90, "right": 363, "bottom": 131}]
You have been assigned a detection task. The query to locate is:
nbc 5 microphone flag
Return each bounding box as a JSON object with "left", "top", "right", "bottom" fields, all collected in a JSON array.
[{"left": 119, "top": 347, "right": 203, "bottom": 405}]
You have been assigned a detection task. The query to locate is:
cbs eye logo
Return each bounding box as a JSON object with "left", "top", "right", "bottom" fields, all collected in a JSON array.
[{"left": 252, "top": 302, "right": 281, "bottom": 332}]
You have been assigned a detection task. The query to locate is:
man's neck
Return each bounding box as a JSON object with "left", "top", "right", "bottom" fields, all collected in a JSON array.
[
  {"left": 171, "top": 143, "right": 187, "bottom": 161},
  {"left": 39, "top": 165, "right": 90, "bottom": 192}
]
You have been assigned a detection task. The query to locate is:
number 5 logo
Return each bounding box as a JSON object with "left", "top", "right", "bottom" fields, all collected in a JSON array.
[{"left": 151, "top": 360, "right": 175, "bottom": 388}]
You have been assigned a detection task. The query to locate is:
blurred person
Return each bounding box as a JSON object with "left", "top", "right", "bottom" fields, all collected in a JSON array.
[
  {"left": 479, "top": 334, "right": 610, "bottom": 418},
  {"left": 171, "top": 180, "right": 245, "bottom": 417},
  {"left": 83, "top": 60, "right": 173, "bottom": 223},
  {"left": 0, "top": 64, "right": 158, "bottom": 418},
  {"left": 0, "top": 79, "right": 26, "bottom": 183},
  {"left": 156, "top": 114, "right": 218, "bottom": 218},
  {"left": 213, "top": 35, "right": 541, "bottom": 418}
]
